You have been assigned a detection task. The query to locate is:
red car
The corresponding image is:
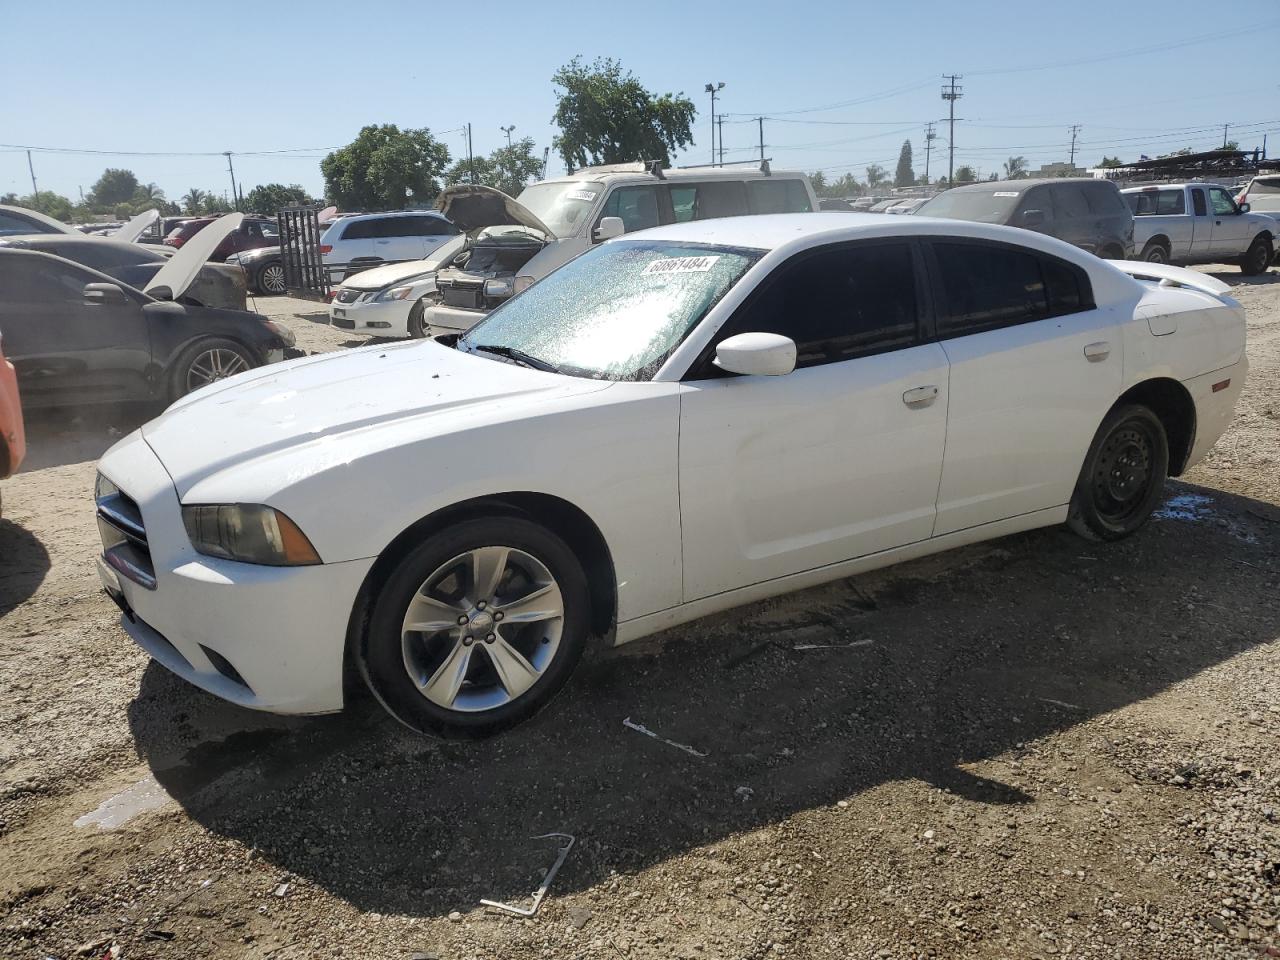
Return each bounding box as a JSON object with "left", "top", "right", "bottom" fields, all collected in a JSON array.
[
  {"left": 164, "top": 216, "right": 279, "bottom": 261},
  {"left": 0, "top": 330, "right": 26, "bottom": 516}
]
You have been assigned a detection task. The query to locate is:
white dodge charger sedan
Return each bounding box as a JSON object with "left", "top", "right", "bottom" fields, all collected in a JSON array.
[{"left": 94, "top": 214, "right": 1247, "bottom": 737}]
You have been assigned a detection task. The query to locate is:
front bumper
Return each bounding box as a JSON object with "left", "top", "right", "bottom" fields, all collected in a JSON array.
[
  {"left": 423, "top": 303, "right": 487, "bottom": 334},
  {"left": 328, "top": 297, "right": 412, "bottom": 337},
  {"left": 96, "top": 431, "right": 375, "bottom": 714}
]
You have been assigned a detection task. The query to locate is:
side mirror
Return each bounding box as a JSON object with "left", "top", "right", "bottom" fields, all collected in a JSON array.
[
  {"left": 1022, "top": 209, "right": 1046, "bottom": 227},
  {"left": 594, "top": 216, "right": 625, "bottom": 242},
  {"left": 83, "top": 282, "right": 129, "bottom": 306},
  {"left": 714, "top": 332, "right": 797, "bottom": 377},
  {"left": 1239, "top": 202, "right": 1250, "bottom": 213}
]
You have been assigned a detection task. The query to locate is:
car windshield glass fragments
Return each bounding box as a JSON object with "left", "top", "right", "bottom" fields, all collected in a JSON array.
[
  {"left": 514, "top": 182, "right": 601, "bottom": 238},
  {"left": 459, "top": 240, "right": 760, "bottom": 381},
  {"left": 918, "top": 190, "right": 1021, "bottom": 223}
]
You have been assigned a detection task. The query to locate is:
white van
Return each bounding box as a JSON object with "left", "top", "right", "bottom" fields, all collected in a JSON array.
[{"left": 423, "top": 162, "right": 818, "bottom": 334}]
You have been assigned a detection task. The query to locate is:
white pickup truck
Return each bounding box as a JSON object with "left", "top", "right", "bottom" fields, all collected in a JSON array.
[{"left": 1121, "top": 182, "right": 1276, "bottom": 275}]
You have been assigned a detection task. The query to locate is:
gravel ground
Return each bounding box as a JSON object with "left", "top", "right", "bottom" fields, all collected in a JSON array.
[{"left": 1, "top": 271, "right": 1277, "bottom": 960}]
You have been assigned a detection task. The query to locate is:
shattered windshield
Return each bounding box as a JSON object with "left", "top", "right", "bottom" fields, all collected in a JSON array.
[
  {"left": 515, "top": 181, "right": 603, "bottom": 238},
  {"left": 458, "top": 240, "right": 761, "bottom": 381}
]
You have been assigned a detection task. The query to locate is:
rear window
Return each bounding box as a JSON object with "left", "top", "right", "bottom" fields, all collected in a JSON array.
[
  {"left": 1126, "top": 190, "right": 1184, "bottom": 215},
  {"left": 1247, "top": 177, "right": 1280, "bottom": 196},
  {"left": 747, "top": 179, "right": 813, "bottom": 214}
]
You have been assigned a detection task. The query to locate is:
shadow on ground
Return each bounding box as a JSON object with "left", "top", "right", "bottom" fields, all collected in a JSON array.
[
  {"left": 0, "top": 517, "right": 51, "bottom": 616},
  {"left": 128, "top": 479, "right": 1279, "bottom": 918},
  {"left": 17, "top": 404, "right": 158, "bottom": 472}
]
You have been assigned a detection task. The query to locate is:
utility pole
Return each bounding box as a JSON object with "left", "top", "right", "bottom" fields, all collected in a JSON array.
[
  {"left": 500, "top": 124, "right": 515, "bottom": 149},
  {"left": 223, "top": 152, "right": 239, "bottom": 211},
  {"left": 923, "top": 122, "right": 937, "bottom": 183},
  {"left": 757, "top": 116, "right": 765, "bottom": 161},
  {"left": 704, "top": 82, "right": 725, "bottom": 166},
  {"left": 941, "top": 75, "right": 963, "bottom": 184},
  {"left": 717, "top": 116, "right": 725, "bottom": 166},
  {"left": 1068, "top": 124, "right": 1082, "bottom": 167},
  {"left": 1222, "top": 123, "right": 1231, "bottom": 148},
  {"left": 467, "top": 123, "right": 476, "bottom": 184},
  {"left": 26, "top": 150, "right": 38, "bottom": 195}
]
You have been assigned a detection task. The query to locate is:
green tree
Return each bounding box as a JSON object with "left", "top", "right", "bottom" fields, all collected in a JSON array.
[
  {"left": 244, "top": 183, "right": 314, "bottom": 213},
  {"left": 894, "top": 140, "right": 914, "bottom": 187},
  {"left": 88, "top": 168, "right": 140, "bottom": 209},
  {"left": 954, "top": 165, "right": 977, "bottom": 183},
  {"left": 551, "top": 56, "right": 696, "bottom": 171},
  {"left": 182, "top": 188, "right": 207, "bottom": 214},
  {"left": 321, "top": 124, "right": 451, "bottom": 210},
  {"left": 445, "top": 154, "right": 495, "bottom": 187},
  {"left": 10, "top": 190, "right": 75, "bottom": 222},
  {"left": 488, "top": 138, "right": 544, "bottom": 195},
  {"left": 202, "top": 194, "right": 234, "bottom": 214},
  {"left": 865, "top": 164, "right": 888, "bottom": 189},
  {"left": 1003, "top": 155, "right": 1028, "bottom": 179},
  {"left": 829, "top": 172, "right": 861, "bottom": 197},
  {"left": 1098, "top": 156, "right": 1123, "bottom": 168},
  {"left": 808, "top": 171, "right": 828, "bottom": 195}
]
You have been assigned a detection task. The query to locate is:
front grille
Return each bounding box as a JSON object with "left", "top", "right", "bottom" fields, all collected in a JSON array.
[
  {"left": 334, "top": 288, "right": 362, "bottom": 304},
  {"left": 97, "top": 483, "right": 156, "bottom": 590}
]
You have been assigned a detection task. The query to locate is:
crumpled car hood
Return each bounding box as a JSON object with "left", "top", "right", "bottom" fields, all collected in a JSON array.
[{"left": 142, "top": 339, "right": 610, "bottom": 498}]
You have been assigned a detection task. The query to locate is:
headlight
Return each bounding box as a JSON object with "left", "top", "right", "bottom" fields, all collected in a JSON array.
[
  {"left": 377, "top": 284, "right": 415, "bottom": 302},
  {"left": 483, "top": 277, "right": 514, "bottom": 300},
  {"left": 261, "top": 319, "right": 296, "bottom": 347},
  {"left": 225, "top": 254, "right": 241, "bottom": 265},
  {"left": 95, "top": 473, "right": 119, "bottom": 501},
  {"left": 182, "top": 504, "right": 321, "bottom": 566},
  {"left": 513, "top": 275, "right": 535, "bottom": 294}
]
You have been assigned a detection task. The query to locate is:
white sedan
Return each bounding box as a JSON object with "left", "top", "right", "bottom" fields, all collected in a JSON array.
[
  {"left": 328, "top": 237, "right": 465, "bottom": 338},
  {"left": 94, "top": 214, "right": 1247, "bottom": 737}
]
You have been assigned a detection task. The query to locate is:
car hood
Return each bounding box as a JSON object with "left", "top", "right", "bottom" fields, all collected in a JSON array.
[
  {"left": 434, "top": 184, "right": 554, "bottom": 238},
  {"left": 145, "top": 213, "right": 244, "bottom": 301},
  {"left": 141, "top": 339, "right": 610, "bottom": 498},
  {"left": 340, "top": 238, "right": 467, "bottom": 290},
  {"left": 112, "top": 208, "right": 160, "bottom": 243}
]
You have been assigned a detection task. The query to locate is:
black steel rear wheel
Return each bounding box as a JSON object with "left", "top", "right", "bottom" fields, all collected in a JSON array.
[{"left": 1067, "top": 404, "right": 1169, "bottom": 541}]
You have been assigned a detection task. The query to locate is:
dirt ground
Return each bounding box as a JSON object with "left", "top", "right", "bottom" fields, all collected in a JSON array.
[{"left": 1, "top": 269, "right": 1277, "bottom": 960}]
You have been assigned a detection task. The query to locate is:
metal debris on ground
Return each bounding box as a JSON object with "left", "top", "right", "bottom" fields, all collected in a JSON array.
[
  {"left": 622, "top": 717, "right": 708, "bottom": 757},
  {"left": 480, "top": 833, "right": 576, "bottom": 918},
  {"left": 793, "top": 639, "right": 875, "bottom": 651},
  {"left": 735, "top": 786, "right": 755, "bottom": 802},
  {"left": 1038, "top": 697, "right": 1085, "bottom": 711}
]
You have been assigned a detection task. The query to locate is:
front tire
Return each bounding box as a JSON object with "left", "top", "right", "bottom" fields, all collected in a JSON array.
[
  {"left": 359, "top": 517, "right": 590, "bottom": 738},
  {"left": 407, "top": 298, "right": 428, "bottom": 339},
  {"left": 169, "top": 338, "right": 256, "bottom": 401},
  {"left": 1240, "top": 236, "right": 1272, "bottom": 276},
  {"left": 1067, "top": 404, "right": 1169, "bottom": 541}
]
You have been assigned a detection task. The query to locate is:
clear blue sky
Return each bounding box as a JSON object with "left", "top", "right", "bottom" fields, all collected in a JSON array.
[{"left": 3, "top": 0, "right": 1277, "bottom": 203}]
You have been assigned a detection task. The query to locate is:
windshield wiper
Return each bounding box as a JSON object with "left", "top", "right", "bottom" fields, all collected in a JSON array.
[{"left": 470, "top": 343, "right": 558, "bottom": 373}]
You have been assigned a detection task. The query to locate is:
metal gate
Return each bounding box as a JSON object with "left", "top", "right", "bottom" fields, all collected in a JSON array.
[{"left": 278, "top": 206, "right": 330, "bottom": 301}]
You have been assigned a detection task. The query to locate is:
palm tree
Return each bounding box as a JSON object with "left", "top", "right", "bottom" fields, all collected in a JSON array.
[
  {"left": 135, "top": 182, "right": 165, "bottom": 201},
  {"left": 182, "top": 188, "right": 207, "bottom": 214},
  {"left": 1003, "top": 156, "right": 1028, "bottom": 180}
]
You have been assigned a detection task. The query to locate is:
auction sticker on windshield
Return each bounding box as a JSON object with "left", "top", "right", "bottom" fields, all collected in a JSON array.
[
  {"left": 566, "top": 190, "right": 599, "bottom": 203},
  {"left": 642, "top": 255, "right": 722, "bottom": 276}
]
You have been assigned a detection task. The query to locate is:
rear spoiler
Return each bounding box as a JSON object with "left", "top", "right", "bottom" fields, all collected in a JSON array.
[{"left": 1113, "top": 261, "right": 1232, "bottom": 297}]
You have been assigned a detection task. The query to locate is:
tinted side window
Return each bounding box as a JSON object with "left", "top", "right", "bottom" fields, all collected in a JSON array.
[
  {"left": 340, "top": 219, "right": 376, "bottom": 240},
  {"left": 718, "top": 242, "right": 918, "bottom": 369},
  {"left": 747, "top": 179, "right": 813, "bottom": 214},
  {"left": 1041, "top": 256, "right": 1092, "bottom": 315},
  {"left": 0, "top": 212, "right": 48, "bottom": 236},
  {"left": 1156, "top": 191, "right": 1185, "bottom": 215},
  {"left": 1191, "top": 189, "right": 1208, "bottom": 216},
  {"left": 670, "top": 181, "right": 749, "bottom": 222},
  {"left": 51, "top": 242, "right": 149, "bottom": 271},
  {"left": 1051, "top": 185, "right": 1090, "bottom": 219},
  {"left": 423, "top": 216, "right": 459, "bottom": 236},
  {"left": 2, "top": 256, "right": 92, "bottom": 301},
  {"left": 598, "top": 186, "right": 661, "bottom": 233},
  {"left": 933, "top": 242, "right": 1049, "bottom": 335}
]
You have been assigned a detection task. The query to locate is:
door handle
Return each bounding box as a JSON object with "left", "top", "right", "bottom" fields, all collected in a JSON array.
[
  {"left": 1084, "top": 341, "right": 1111, "bottom": 362},
  {"left": 902, "top": 385, "right": 939, "bottom": 408}
]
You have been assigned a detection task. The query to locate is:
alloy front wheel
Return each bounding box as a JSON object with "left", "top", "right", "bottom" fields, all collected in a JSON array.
[{"left": 258, "top": 262, "right": 287, "bottom": 294}]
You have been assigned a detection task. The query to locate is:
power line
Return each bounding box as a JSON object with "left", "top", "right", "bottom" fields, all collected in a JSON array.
[{"left": 941, "top": 74, "right": 963, "bottom": 183}]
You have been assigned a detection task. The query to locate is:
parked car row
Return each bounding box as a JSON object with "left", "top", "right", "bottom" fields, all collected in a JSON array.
[{"left": 94, "top": 211, "right": 1247, "bottom": 737}]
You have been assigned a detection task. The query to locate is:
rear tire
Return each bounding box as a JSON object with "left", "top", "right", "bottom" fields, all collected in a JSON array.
[
  {"left": 359, "top": 517, "right": 590, "bottom": 738},
  {"left": 1066, "top": 404, "right": 1168, "bottom": 542},
  {"left": 1141, "top": 241, "right": 1169, "bottom": 264},
  {"left": 1240, "top": 236, "right": 1272, "bottom": 276},
  {"left": 169, "top": 338, "right": 257, "bottom": 402},
  {"left": 254, "top": 260, "right": 287, "bottom": 295}
]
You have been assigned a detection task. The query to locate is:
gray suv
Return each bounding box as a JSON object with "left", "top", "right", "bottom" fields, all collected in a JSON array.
[{"left": 917, "top": 178, "right": 1134, "bottom": 259}]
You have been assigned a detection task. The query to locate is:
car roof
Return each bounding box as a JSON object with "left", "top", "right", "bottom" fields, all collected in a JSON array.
[
  {"left": 338, "top": 210, "right": 449, "bottom": 222},
  {"left": 537, "top": 167, "right": 811, "bottom": 187},
  {"left": 945, "top": 178, "right": 1107, "bottom": 193}
]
